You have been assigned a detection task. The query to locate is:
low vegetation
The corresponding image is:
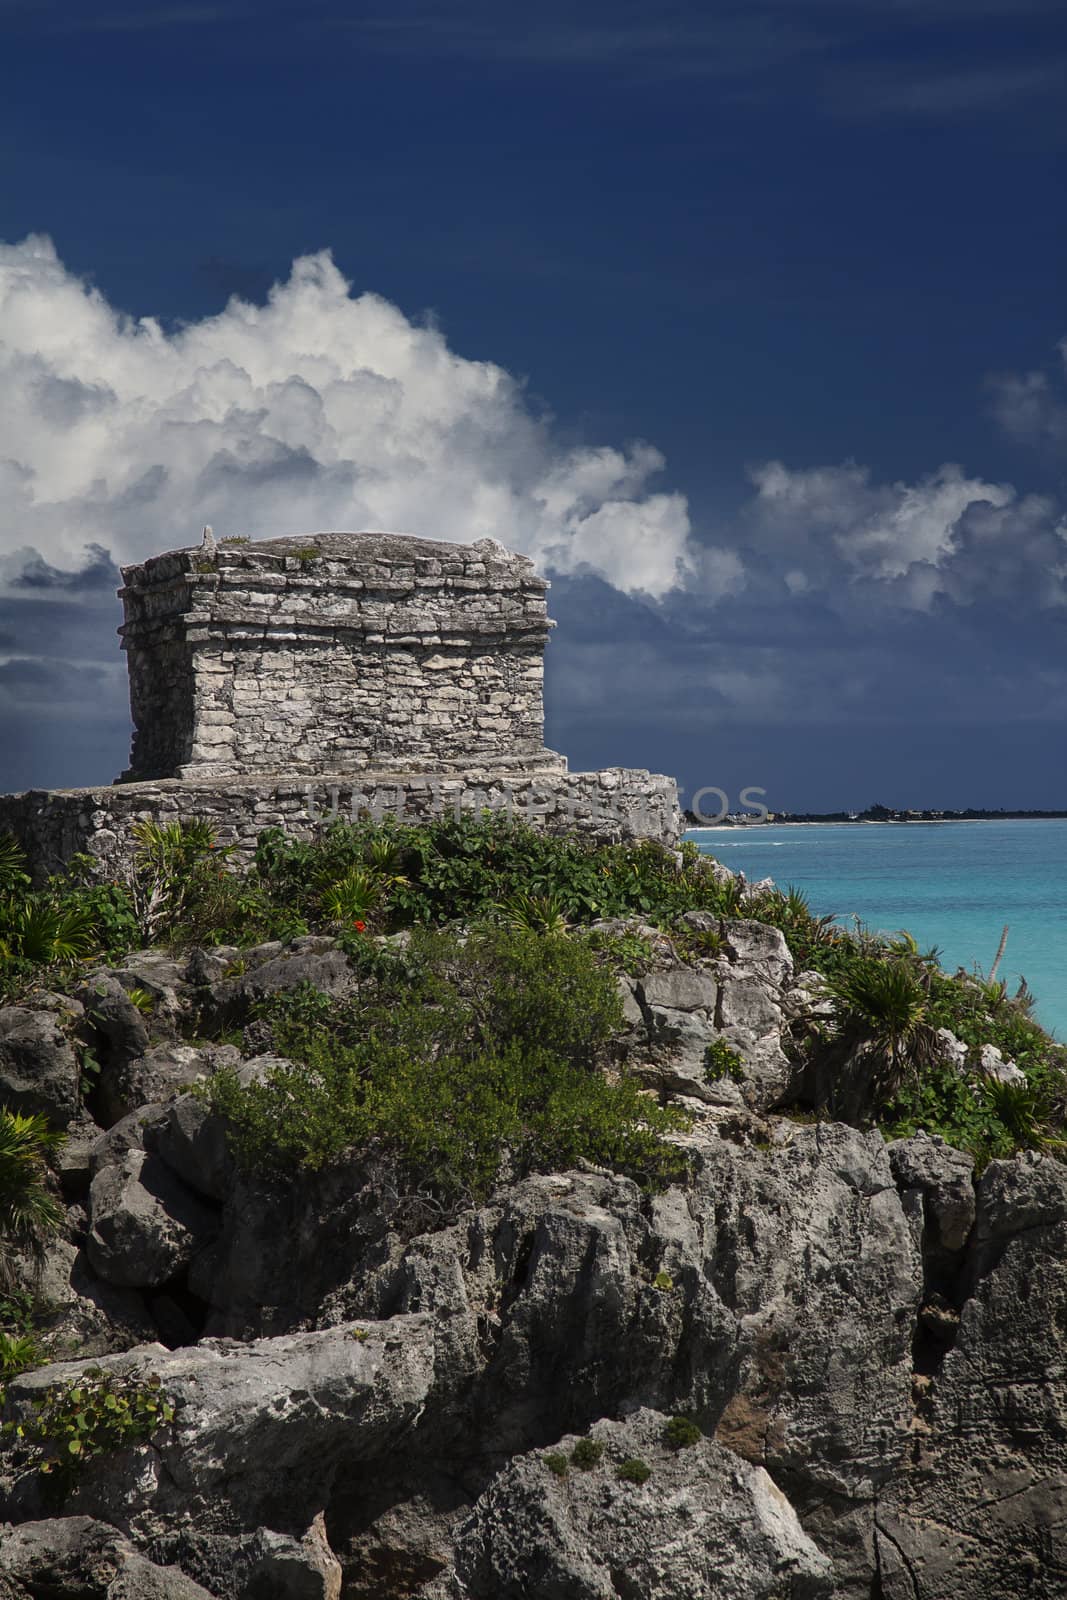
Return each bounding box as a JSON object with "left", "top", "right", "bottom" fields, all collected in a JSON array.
[
  {"left": 663, "top": 1415, "right": 703, "bottom": 1450},
  {"left": 1, "top": 1368, "right": 177, "bottom": 1488},
  {"left": 0, "top": 812, "right": 1064, "bottom": 1184},
  {"left": 0, "top": 1111, "right": 64, "bottom": 1288},
  {"left": 205, "top": 926, "right": 689, "bottom": 1201},
  {"left": 570, "top": 1436, "right": 605, "bottom": 1470}
]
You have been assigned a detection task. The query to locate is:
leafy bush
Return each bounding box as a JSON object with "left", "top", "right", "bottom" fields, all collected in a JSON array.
[
  {"left": 2, "top": 1368, "right": 177, "bottom": 1486},
  {"left": 0, "top": 1291, "right": 45, "bottom": 1378},
  {"left": 210, "top": 1031, "right": 685, "bottom": 1200},
  {"left": 439, "top": 926, "right": 625, "bottom": 1070},
  {"left": 663, "top": 1415, "right": 702, "bottom": 1450},
  {"left": 570, "top": 1436, "right": 604, "bottom": 1470},
  {"left": 252, "top": 816, "right": 730, "bottom": 933},
  {"left": 705, "top": 1039, "right": 744, "bottom": 1083},
  {"left": 206, "top": 927, "right": 687, "bottom": 1200},
  {"left": 543, "top": 1451, "right": 569, "bottom": 1477},
  {"left": 616, "top": 1457, "right": 652, "bottom": 1484}
]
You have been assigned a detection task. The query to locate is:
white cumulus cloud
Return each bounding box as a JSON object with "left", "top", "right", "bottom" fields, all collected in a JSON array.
[
  {"left": 743, "top": 457, "right": 1066, "bottom": 608},
  {"left": 0, "top": 234, "right": 698, "bottom": 598},
  {"left": 987, "top": 338, "right": 1067, "bottom": 453}
]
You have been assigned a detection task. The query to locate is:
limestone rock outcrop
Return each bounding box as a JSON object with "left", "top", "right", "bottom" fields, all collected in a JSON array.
[
  {"left": 428, "top": 1410, "right": 834, "bottom": 1599},
  {"left": 1, "top": 922, "right": 1065, "bottom": 1598}
]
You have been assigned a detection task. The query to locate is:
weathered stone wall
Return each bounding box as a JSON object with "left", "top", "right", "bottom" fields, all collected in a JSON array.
[
  {"left": 1, "top": 527, "right": 683, "bottom": 872},
  {"left": 119, "top": 533, "right": 552, "bottom": 782},
  {"left": 0, "top": 766, "right": 682, "bottom": 882}
]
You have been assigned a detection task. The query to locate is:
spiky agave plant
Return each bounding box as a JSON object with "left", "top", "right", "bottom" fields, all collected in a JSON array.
[
  {"left": 779, "top": 885, "right": 838, "bottom": 946},
  {"left": 495, "top": 890, "right": 570, "bottom": 937},
  {"left": 828, "top": 957, "right": 941, "bottom": 1109},
  {"left": 362, "top": 835, "right": 410, "bottom": 881},
  {"left": 715, "top": 878, "right": 746, "bottom": 919},
  {"left": 886, "top": 929, "right": 942, "bottom": 970},
  {"left": 127, "top": 817, "right": 224, "bottom": 940},
  {"left": 0, "top": 897, "right": 98, "bottom": 966},
  {"left": 319, "top": 865, "right": 386, "bottom": 926},
  {"left": 0, "top": 1110, "right": 65, "bottom": 1285},
  {"left": 984, "top": 1078, "right": 1066, "bottom": 1153},
  {"left": 0, "top": 833, "right": 30, "bottom": 893}
]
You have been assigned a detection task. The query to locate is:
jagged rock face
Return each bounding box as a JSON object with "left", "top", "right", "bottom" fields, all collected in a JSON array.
[
  {"left": 1, "top": 1124, "right": 922, "bottom": 1596},
  {"left": 2, "top": 929, "right": 1066, "bottom": 1598},
  {"left": 876, "top": 1153, "right": 1067, "bottom": 1599},
  {"left": 86, "top": 1150, "right": 220, "bottom": 1290},
  {"left": 427, "top": 1410, "right": 834, "bottom": 1599},
  {"left": 0, "top": 1516, "right": 216, "bottom": 1599},
  {"left": 4, "top": 1125, "right": 1066, "bottom": 1597},
  {"left": 0, "top": 1007, "right": 82, "bottom": 1126}
]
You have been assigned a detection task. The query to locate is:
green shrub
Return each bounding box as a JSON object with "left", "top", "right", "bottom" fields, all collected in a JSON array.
[
  {"left": 570, "top": 1436, "right": 604, "bottom": 1470},
  {"left": 663, "top": 1415, "right": 702, "bottom": 1450},
  {"left": 495, "top": 889, "right": 570, "bottom": 936},
  {"left": 208, "top": 1032, "right": 686, "bottom": 1199},
  {"left": 0, "top": 1111, "right": 64, "bottom": 1286},
  {"left": 543, "top": 1451, "right": 569, "bottom": 1477},
  {"left": 251, "top": 816, "right": 735, "bottom": 934},
  {"left": 441, "top": 925, "right": 625, "bottom": 1069},
  {"left": 205, "top": 927, "right": 687, "bottom": 1200},
  {"left": 2, "top": 1368, "right": 177, "bottom": 1485},
  {"left": 653, "top": 1270, "right": 674, "bottom": 1291},
  {"left": 616, "top": 1457, "right": 652, "bottom": 1484},
  {"left": 579, "top": 927, "right": 656, "bottom": 975},
  {"left": 0, "top": 1291, "right": 46, "bottom": 1378},
  {"left": 704, "top": 1038, "right": 744, "bottom": 1083}
]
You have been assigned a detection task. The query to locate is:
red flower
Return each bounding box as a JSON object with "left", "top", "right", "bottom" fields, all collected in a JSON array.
[{"left": 353, "top": 919, "right": 367, "bottom": 933}]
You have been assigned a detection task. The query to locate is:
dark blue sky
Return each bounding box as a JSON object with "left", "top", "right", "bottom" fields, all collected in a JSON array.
[{"left": 1, "top": 0, "right": 1065, "bottom": 810}]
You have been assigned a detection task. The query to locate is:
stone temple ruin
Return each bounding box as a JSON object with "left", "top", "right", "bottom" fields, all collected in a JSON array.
[{"left": 0, "top": 529, "right": 680, "bottom": 876}]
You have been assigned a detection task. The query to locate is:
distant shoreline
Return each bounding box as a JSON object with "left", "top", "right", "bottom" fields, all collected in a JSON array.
[{"left": 684, "top": 814, "right": 1067, "bottom": 831}]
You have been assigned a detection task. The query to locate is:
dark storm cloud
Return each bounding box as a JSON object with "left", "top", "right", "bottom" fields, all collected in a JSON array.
[{"left": 8, "top": 542, "right": 117, "bottom": 590}]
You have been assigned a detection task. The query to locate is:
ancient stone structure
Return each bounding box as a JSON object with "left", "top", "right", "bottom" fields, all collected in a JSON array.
[
  {"left": 0, "top": 529, "right": 681, "bottom": 874},
  {"left": 118, "top": 532, "right": 556, "bottom": 782}
]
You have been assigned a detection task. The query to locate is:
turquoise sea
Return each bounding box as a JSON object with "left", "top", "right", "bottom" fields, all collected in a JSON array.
[{"left": 687, "top": 819, "right": 1067, "bottom": 1041}]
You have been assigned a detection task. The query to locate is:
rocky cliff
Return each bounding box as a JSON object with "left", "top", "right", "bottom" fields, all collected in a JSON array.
[{"left": 1, "top": 852, "right": 1064, "bottom": 1598}]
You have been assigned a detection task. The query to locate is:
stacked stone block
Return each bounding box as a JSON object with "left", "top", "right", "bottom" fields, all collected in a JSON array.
[{"left": 118, "top": 532, "right": 555, "bottom": 781}]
